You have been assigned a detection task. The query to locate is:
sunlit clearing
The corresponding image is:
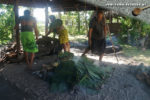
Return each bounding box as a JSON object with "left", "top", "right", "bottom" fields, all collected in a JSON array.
[{"left": 19, "top": 7, "right": 58, "bottom": 22}]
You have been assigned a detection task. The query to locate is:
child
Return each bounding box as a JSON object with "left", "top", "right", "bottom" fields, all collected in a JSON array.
[{"left": 54, "top": 19, "right": 70, "bottom": 52}]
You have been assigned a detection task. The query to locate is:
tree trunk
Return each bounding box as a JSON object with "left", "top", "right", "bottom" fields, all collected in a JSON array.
[
  {"left": 144, "top": 34, "right": 150, "bottom": 49},
  {"left": 58, "top": 12, "right": 62, "bottom": 19},
  {"left": 77, "top": 11, "right": 80, "bottom": 34},
  {"left": 85, "top": 11, "right": 88, "bottom": 33},
  {"left": 14, "top": 4, "right": 20, "bottom": 56},
  {"left": 45, "top": 6, "right": 48, "bottom": 35}
]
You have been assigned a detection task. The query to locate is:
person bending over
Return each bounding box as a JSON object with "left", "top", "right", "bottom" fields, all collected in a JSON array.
[
  {"left": 46, "top": 15, "right": 57, "bottom": 38},
  {"left": 54, "top": 19, "right": 70, "bottom": 52}
]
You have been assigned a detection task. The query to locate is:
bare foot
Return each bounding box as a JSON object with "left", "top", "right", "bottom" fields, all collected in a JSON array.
[{"left": 81, "top": 54, "right": 84, "bottom": 56}]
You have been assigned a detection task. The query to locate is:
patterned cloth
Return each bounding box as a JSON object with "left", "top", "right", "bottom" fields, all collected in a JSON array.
[
  {"left": 20, "top": 31, "right": 38, "bottom": 53},
  {"left": 58, "top": 28, "right": 69, "bottom": 44},
  {"left": 91, "top": 38, "right": 106, "bottom": 55}
]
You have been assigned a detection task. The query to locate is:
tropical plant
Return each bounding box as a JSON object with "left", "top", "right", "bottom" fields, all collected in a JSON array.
[
  {"left": 119, "top": 17, "right": 150, "bottom": 48},
  {"left": 60, "top": 11, "right": 93, "bottom": 35},
  {"left": 0, "top": 4, "right": 15, "bottom": 44}
]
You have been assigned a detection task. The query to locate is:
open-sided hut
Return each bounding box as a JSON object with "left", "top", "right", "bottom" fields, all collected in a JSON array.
[
  {"left": 0, "top": 0, "right": 122, "bottom": 55},
  {"left": 0, "top": 0, "right": 106, "bottom": 55}
]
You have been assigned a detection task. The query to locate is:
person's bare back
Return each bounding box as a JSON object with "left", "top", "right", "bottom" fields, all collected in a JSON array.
[
  {"left": 19, "top": 16, "right": 36, "bottom": 32},
  {"left": 21, "top": 18, "right": 35, "bottom": 26},
  {"left": 15, "top": 10, "right": 39, "bottom": 70}
]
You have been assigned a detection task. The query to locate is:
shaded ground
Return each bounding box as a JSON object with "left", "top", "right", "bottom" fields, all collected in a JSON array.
[
  {"left": 69, "top": 35, "right": 150, "bottom": 100},
  {"left": 1, "top": 56, "right": 150, "bottom": 100},
  {"left": 0, "top": 35, "right": 150, "bottom": 100},
  {"left": 95, "top": 62, "right": 150, "bottom": 100},
  {"left": 0, "top": 76, "right": 25, "bottom": 100},
  {"left": 70, "top": 35, "right": 150, "bottom": 66},
  {"left": 70, "top": 49, "right": 150, "bottom": 100}
]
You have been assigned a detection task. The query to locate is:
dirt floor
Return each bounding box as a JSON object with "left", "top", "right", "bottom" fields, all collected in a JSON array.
[
  {"left": 70, "top": 45, "right": 150, "bottom": 100},
  {"left": 0, "top": 76, "right": 26, "bottom": 100},
  {"left": 0, "top": 37, "right": 150, "bottom": 100}
]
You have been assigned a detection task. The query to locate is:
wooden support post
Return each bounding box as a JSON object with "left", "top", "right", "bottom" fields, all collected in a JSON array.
[
  {"left": 45, "top": 6, "right": 49, "bottom": 35},
  {"left": 58, "top": 12, "right": 62, "bottom": 19},
  {"left": 117, "top": 17, "right": 119, "bottom": 23},
  {"left": 109, "top": 15, "right": 111, "bottom": 24},
  {"left": 110, "top": 16, "right": 112, "bottom": 24},
  {"left": 14, "top": 4, "right": 20, "bottom": 56},
  {"left": 77, "top": 11, "right": 80, "bottom": 34}
]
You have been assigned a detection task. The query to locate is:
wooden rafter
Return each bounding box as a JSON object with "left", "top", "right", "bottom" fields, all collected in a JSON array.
[{"left": 0, "top": 0, "right": 107, "bottom": 11}]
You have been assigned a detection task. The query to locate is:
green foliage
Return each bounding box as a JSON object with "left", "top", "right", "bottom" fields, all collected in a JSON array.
[
  {"left": 119, "top": 17, "right": 150, "bottom": 44},
  {"left": 141, "top": 22, "right": 150, "bottom": 36},
  {"left": 76, "top": 56, "right": 112, "bottom": 91},
  {"left": 49, "top": 52, "right": 112, "bottom": 93},
  {"left": 58, "top": 51, "right": 74, "bottom": 61},
  {"left": 61, "top": 11, "right": 93, "bottom": 35},
  {"left": 0, "top": 4, "right": 15, "bottom": 44},
  {"left": 50, "top": 60, "right": 77, "bottom": 92}
]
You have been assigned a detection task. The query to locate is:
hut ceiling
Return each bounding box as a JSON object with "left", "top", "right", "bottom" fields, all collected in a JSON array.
[{"left": 0, "top": 0, "right": 107, "bottom": 11}]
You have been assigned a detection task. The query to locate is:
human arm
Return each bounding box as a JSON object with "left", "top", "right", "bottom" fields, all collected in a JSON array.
[
  {"left": 88, "top": 18, "right": 94, "bottom": 48},
  {"left": 46, "top": 28, "right": 53, "bottom": 37},
  {"left": 104, "top": 25, "right": 107, "bottom": 37},
  {"left": 88, "top": 28, "right": 93, "bottom": 48},
  {"left": 46, "top": 23, "right": 54, "bottom": 37},
  {"left": 103, "top": 17, "right": 107, "bottom": 37},
  {"left": 33, "top": 20, "right": 39, "bottom": 40}
]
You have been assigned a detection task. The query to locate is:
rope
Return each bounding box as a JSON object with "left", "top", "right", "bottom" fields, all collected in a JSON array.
[
  {"left": 81, "top": 1, "right": 119, "bottom": 64},
  {"left": 106, "top": 22, "right": 119, "bottom": 64}
]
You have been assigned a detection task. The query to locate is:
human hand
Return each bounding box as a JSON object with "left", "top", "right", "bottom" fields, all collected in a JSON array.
[
  {"left": 36, "top": 37, "right": 38, "bottom": 41},
  {"left": 45, "top": 34, "right": 48, "bottom": 37},
  {"left": 88, "top": 40, "right": 92, "bottom": 49}
]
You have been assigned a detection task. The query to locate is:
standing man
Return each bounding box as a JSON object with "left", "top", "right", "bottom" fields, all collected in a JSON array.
[
  {"left": 82, "top": 11, "right": 107, "bottom": 61},
  {"left": 46, "top": 15, "right": 57, "bottom": 38},
  {"left": 15, "top": 10, "right": 39, "bottom": 70}
]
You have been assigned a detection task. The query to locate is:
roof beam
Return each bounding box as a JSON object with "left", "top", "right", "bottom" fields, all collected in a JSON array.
[{"left": 0, "top": 0, "right": 106, "bottom": 11}]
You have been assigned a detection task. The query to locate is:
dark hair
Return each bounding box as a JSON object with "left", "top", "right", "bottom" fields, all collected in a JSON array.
[
  {"left": 24, "top": 10, "right": 31, "bottom": 16},
  {"left": 49, "top": 15, "right": 56, "bottom": 21},
  {"left": 55, "top": 19, "right": 63, "bottom": 27}
]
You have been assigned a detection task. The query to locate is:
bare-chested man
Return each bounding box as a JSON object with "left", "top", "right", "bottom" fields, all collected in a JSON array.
[{"left": 15, "top": 10, "right": 39, "bottom": 70}]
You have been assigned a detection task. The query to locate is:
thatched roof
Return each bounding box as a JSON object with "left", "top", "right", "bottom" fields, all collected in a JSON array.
[
  {"left": 0, "top": 0, "right": 107, "bottom": 11},
  {"left": 105, "top": 11, "right": 125, "bottom": 18},
  {"left": 0, "top": 0, "right": 46, "bottom": 7}
]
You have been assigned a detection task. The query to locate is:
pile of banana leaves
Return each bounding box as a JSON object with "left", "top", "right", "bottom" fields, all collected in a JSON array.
[{"left": 49, "top": 52, "right": 112, "bottom": 94}]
